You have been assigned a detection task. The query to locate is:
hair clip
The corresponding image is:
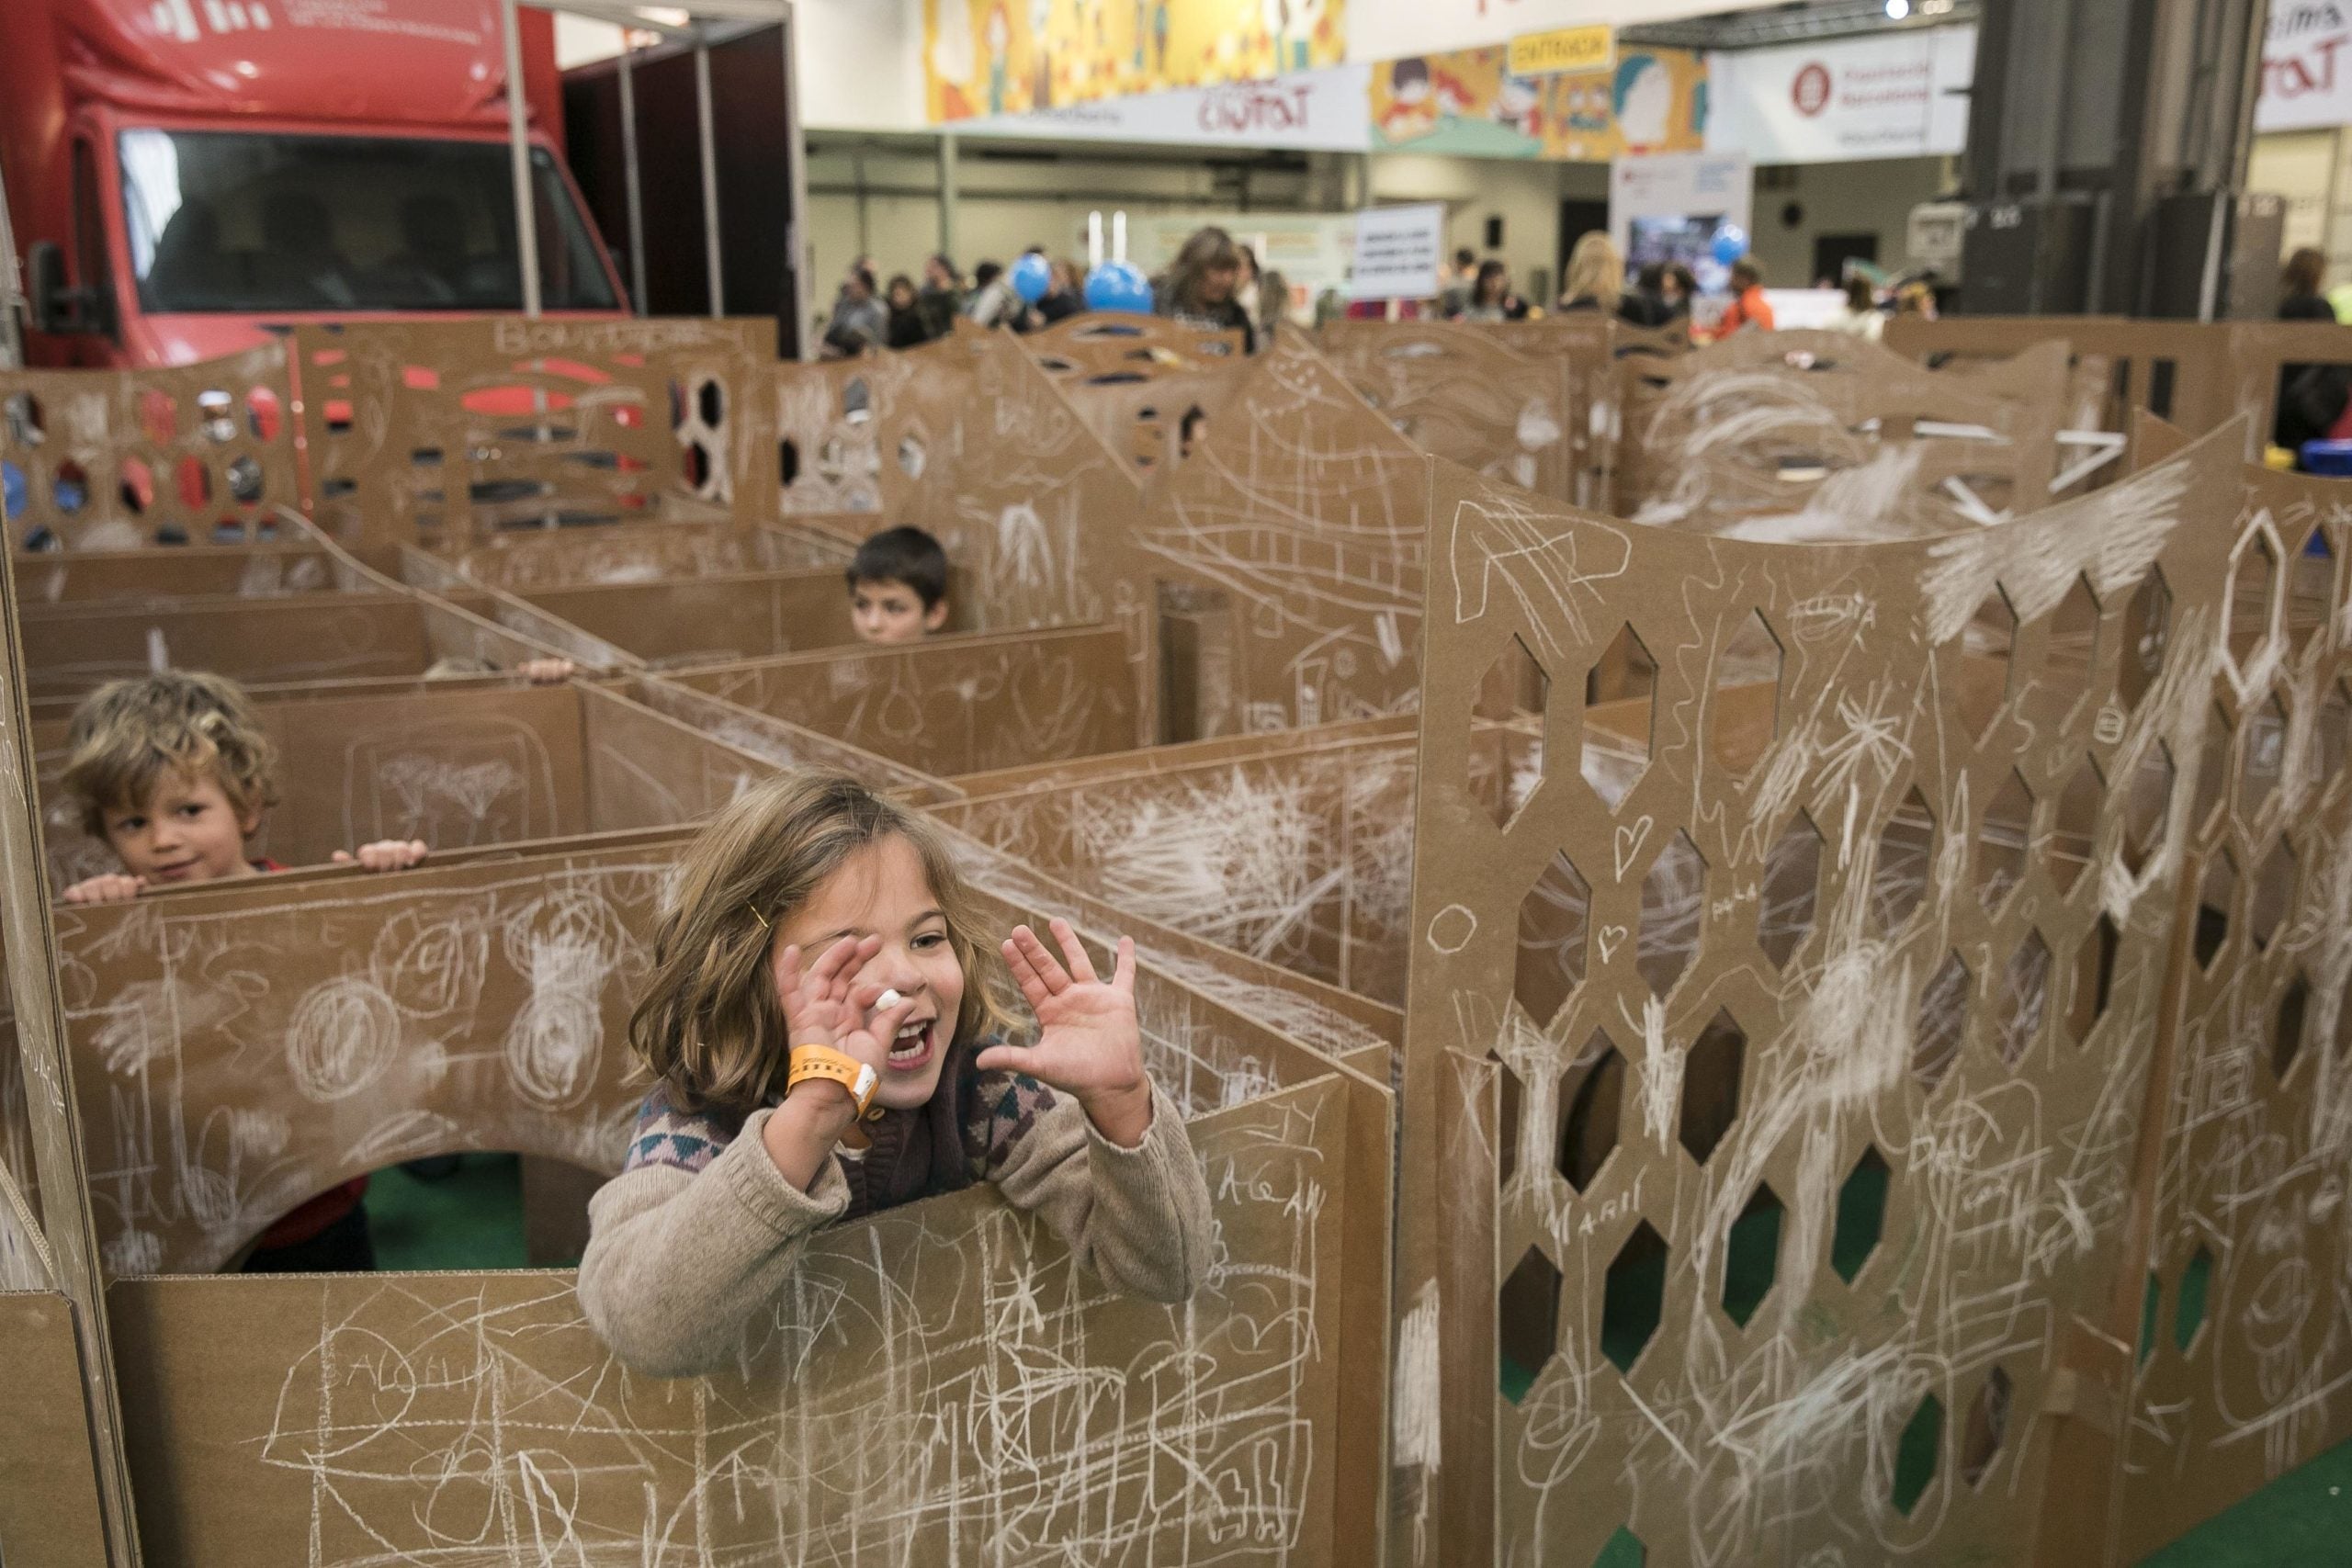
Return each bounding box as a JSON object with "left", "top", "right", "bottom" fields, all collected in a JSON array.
[{"left": 746, "top": 903, "right": 771, "bottom": 932}]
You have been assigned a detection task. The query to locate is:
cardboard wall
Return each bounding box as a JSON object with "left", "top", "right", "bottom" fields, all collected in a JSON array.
[
  {"left": 14, "top": 543, "right": 350, "bottom": 605},
  {"left": 2106, "top": 453, "right": 2352, "bottom": 1561},
  {"left": 422, "top": 518, "right": 851, "bottom": 592},
  {"left": 1391, "top": 426, "right": 2253, "bottom": 1565},
  {"left": 1135, "top": 335, "right": 1434, "bottom": 738},
  {"left": 515, "top": 569, "right": 858, "bottom": 665},
  {"left": 1615, "top": 332, "right": 2070, "bottom": 539},
  {"left": 1024, "top": 313, "right": 1250, "bottom": 481},
  {"left": 775, "top": 336, "right": 977, "bottom": 515},
  {"left": 1318, "top": 320, "right": 1578, "bottom": 507},
  {"left": 0, "top": 346, "right": 300, "bottom": 552},
  {"left": 295, "top": 319, "right": 777, "bottom": 546},
  {"left": 672, "top": 625, "right": 1144, "bottom": 777}
]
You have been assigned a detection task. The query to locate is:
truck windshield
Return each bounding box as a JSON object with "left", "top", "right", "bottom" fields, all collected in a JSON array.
[{"left": 118, "top": 130, "right": 620, "bottom": 314}]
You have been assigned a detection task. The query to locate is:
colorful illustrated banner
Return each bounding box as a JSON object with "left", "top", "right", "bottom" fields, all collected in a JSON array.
[
  {"left": 925, "top": 0, "right": 1350, "bottom": 123},
  {"left": 950, "top": 62, "right": 1374, "bottom": 150},
  {"left": 1368, "top": 43, "right": 1707, "bottom": 161}
]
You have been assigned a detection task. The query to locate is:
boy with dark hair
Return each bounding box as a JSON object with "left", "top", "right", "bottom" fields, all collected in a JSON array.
[{"left": 846, "top": 525, "right": 950, "bottom": 644}]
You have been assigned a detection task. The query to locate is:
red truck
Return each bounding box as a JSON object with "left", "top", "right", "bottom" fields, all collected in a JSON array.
[{"left": 1, "top": 0, "right": 628, "bottom": 369}]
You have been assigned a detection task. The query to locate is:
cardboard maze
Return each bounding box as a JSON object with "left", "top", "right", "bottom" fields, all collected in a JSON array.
[
  {"left": 486, "top": 566, "right": 859, "bottom": 667},
  {"left": 1026, "top": 312, "right": 1250, "bottom": 479},
  {"left": 419, "top": 516, "right": 852, "bottom": 592},
  {"left": 672, "top": 624, "right": 1146, "bottom": 778},
  {"left": 29, "top": 680, "right": 804, "bottom": 890},
  {"left": 1393, "top": 424, "right": 2256, "bottom": 1566},
  {"left": 296, "top": 318, "right": 777, "bottom": 546},
  {"left": 1613, "top": 331, "right": 2075, "bottom": 539},
  {"left": 0, "top": 345, "right": 300, "bottom": 552},
  {"left": 1318, "top": 319, "right": 1580, "bottom": 508},
  {"left": 2105, "top": 451, "right": 2352, "bottom": 1561},
  {"left": 775, "top": 337, "right": 975, "bottom": 515},
  {"left": 1136, "top": 333, "right": 1435, "bottom": 738},
  {"left": 53, "top": 809, "right": 1391, "bottom": 1564}
]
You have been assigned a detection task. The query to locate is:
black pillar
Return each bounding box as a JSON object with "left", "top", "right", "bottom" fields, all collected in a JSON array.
[{"left": 1955, "top": 0, "right": 2279, "bottom": 318}]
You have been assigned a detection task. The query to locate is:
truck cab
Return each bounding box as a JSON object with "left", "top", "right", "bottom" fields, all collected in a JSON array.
[{"left": 3, "top": 0, "right": 628, "bottom": 369}]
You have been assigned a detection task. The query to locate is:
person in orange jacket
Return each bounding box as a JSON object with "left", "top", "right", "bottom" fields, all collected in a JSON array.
[{"left": 1714, "top": 257, "right": 1776, "bottom": 338}]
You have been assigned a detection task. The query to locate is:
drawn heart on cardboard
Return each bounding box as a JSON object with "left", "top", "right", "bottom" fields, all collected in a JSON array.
[
  {"left": 1614, "top": 816, "right": 1654, "bottom": 880},
  {"left": 1598, "top": 925, "right": 1629, "bottom": 964}
]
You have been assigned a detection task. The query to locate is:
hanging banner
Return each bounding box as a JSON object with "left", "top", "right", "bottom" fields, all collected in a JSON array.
[
  {"left": 1369, "top": 42, "right": 1707, "bottom": 160},
  {"left": 924, "top": 0, "right": 1350, "bottom": 123},
  {"left": 951, "top": 62, "right": 1373, "bottom": 148},
  {"left": 1348, "top": 0, "right": 1772, "bottom": 63},
  {"left": 2257, "top": 5, "right": 2352, "bottom": 132},
  {"left": 1703, "top": 25, "right": 1974, "bottom": 164}
]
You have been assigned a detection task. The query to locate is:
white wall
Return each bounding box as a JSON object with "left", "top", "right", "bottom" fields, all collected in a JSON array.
[
  {"left": 1744, "top": 156, "right": 1954, "bottom": 286},
  {"left": 552, "top": 2, "right": 925, "bottom": 132},
  {"left": 1368, "top": 156, "right": 1606, "bottom": 304}
]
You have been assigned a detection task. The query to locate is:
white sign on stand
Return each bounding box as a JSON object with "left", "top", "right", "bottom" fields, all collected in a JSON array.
[
  {"left": 1610, "top": 152, "right": 1754, "bottom": 273},
  {"left": 1351, "top": 203, "right": 1447, "bottom": 301}
]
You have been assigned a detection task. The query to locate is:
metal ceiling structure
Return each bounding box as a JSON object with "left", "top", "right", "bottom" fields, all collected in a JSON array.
[{"left": 1626, "top": 0, "right": 1980, "bottom": 50}]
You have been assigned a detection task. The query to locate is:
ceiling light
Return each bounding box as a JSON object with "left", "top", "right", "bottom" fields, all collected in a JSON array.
[{"left": 1885, "top": 0, "right": 1911, "bottom": 16}]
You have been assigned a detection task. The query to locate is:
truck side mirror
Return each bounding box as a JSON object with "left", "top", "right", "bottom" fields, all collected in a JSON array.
[
  {"left": 28, "top": 243, "right": 73, "bottom": 333},
  {"left": 27, "top": 242, "right": 113, "bottom": 337}
]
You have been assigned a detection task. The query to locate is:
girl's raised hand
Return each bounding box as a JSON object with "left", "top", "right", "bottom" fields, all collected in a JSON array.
[
  {"left": 771, "top": 932, "right": 914, "bottom": 1080},
  {"left": 978, "top": 919, "right": 1153, "bottom": 1146}
]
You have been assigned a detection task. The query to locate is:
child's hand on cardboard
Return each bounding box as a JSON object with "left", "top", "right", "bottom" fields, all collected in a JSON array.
[
  {"left": 62, "top": 873, "right": 145, "bottom": 905},
  {"left": 519, "top": 658, "right": 576, "bottom": 685},
  {"left": 333, "top": 840, "right": 429, "bottom": 873},
  {"left": 979, "top": 919, "right": 1153, "bottom": 1147}
]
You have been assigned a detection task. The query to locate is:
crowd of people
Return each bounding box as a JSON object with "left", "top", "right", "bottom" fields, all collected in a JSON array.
[
  {"left": 819, "top": 222, "right": 1958, "bottom": 359},
  {"left": 819, "top": 225, "right": 1289, "bottom": 358}
]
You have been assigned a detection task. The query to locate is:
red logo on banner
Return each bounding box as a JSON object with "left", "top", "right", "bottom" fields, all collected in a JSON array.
[{"left": 1792, "top": 62, "right": 1833, "bottom": 117}]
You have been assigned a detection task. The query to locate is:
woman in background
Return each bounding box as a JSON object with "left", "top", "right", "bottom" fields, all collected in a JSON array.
[
  {"left": 1558, "top": 232, "right": 1645, "bottom": 326},
  {"left": 1156, "top": 226, "right": 1258, "bottom": 352},
  {"left": 1460, "top": 260, "right": 1531, "bottom": 322}
]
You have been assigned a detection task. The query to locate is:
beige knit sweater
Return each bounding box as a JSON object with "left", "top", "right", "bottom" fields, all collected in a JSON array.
[{"left": 578, "top": 1080, "right": 1213, "bottom": 1378}]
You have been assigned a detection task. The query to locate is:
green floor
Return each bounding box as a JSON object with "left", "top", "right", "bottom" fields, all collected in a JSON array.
[
  {"left": 367, "top": 1153, "right": 531, "bottom": 1270},
  {"left": 368, "top": 1156, "right": 2348, "bottom": 1561}
]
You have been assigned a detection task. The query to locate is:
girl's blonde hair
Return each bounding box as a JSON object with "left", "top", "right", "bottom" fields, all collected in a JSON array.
[
  {"left": 1563, "top": 232, "right": 1624, "bottom": 311},
  {"left": 629, "top": 771, "right": 1014, "bottom": 1115}
]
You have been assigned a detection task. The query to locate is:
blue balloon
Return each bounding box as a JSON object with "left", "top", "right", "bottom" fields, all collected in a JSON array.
[
  {"left": 1011, "top": 252, "right": 1053, "bottom": 305},
  {"left": 0, "top": 459, "right": 23, "bottom": 525},
  {"left": 1084, "top": 259, "right": 1153, "bottom": 314},
  {"left": 1712, "top": 223, "right": 1748, "bottom": 267}
]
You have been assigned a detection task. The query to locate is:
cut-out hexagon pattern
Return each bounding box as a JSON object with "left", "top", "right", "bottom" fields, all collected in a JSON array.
[
  {"left": 1557, "top": 1032, "right": 1625, "bottom": 1192},
  {"left": 2241, "top": 694, "right": 2288, "bottom": 818},
  {"left": 1892, "top": 1393, "right": 1944, "bottom": 1517},
  {"left": 1871, "top": 788, "right": 1937, "bottom": 933},
  {"left": 2121, "top": 744, "right": 2175, "bottom": 877},
  {"left": 1832, "top": 1145, "right": 1892, "bottom": 1282},
  {"left": 2316, "top": 682, "right": 2352, "bottom": 787},
  {"left": 1758, "top": 811, "right": 1822, "bottom": 968},
  {"left": 1961, "top": 1366, "right": 2013, "bottom": 1489},
  {"left": 1515, "top": 851, "right": 1591, "bottom": 1027},
  {"left": 1582, "top": 624, "right": 1657, "bottom": 809},
  {"left": 1601, "top": 1222, "right": 1668, "bottom": 1374},
  {"left": 1956, "top": 588, "right": 2018, "bottom": 740},
  {"left": 1977, "top": 771, "right": 2032, "bottom": 911},
  {"left": 1679, "top": 1010, "right": 1746, "bottom": 1166},
  {"left": 2275, "top": 974, "right": 2312, "bottom": 1081},
  {"left": 2051, "top": 758, "right": 2102, "bottom": 896},
  {"left": 2174, "top": 1246, "right": 2213, "bottom": 1354},
  {"left": 2193, "top": 702, "right": 2233, "bottom": 831},
  {"left": 2250, "top": 840, "right": 2295, "bottom": 952},
  {"left": 2196, "top": 852, "right": 2238, "bottom": 969},
  {"left": 2289, "top": 526, "right": 2335, "bottom": 656},
  {"left": 1492, "top": 1052, "right": 1524, "bottom": 1184},
  {"left": 1721, "top": 1180, "right": 1785, "bottom": 1328},
  {"left": 1477, "top": 636, "right": 1550, "bottom": 830},
  {"left": 2066, "top": 917, "right": 2119, "bottom": 1045},
  {"left": 1498, "top": 1246, "right": 1561, "bottom": 1404},
  {"left": 1712, "top": 610, "right": 1782, "bottom": 775},
  {"left": 2119, "top": 570, "right": 2173, "bottom": 713},
  {"left": 1915, "top": 952, "right": 1972, "bottom": 1093},
  {"left": 1591, "top": 1527, "right": 1645, "bottom": 1568},
  {"left": 1996, "top": 931, "right": 2052, "bottom": 1066},
  {"left": 1637, "top": 831, "right": 1706, "bottom": 997},
  {"left": 2048, "top": 574, "right": 2102, "bottom": 694},
  {"left": 2228, "top": 531, "right": 2279, "bottom": 671}
]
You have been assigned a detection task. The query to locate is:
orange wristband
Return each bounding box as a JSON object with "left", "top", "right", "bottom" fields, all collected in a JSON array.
[{"left": 788, "top": 1045, "right": 882, "bottom": 1120}]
